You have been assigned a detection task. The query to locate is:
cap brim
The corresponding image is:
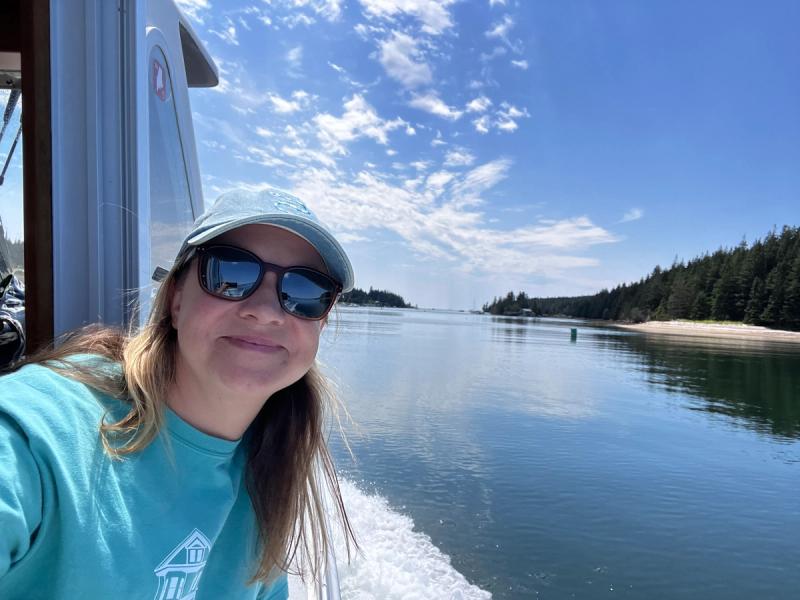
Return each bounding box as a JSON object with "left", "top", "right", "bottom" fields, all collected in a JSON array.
[{"left": 186, "top": 214, "right": 355, "bottom": 292}]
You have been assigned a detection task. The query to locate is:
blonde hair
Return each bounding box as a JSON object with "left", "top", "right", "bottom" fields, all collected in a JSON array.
[{"left": 8, "top": 251, "right": 356, "bottom": 584}]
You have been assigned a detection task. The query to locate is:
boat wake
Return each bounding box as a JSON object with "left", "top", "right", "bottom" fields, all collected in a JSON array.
[{"left": 289, "top": 478, "right": 491, "bottom": 599}]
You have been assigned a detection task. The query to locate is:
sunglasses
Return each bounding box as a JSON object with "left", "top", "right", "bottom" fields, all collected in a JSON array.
[{"left": 196, "top": 245, "right": 341, "bottom": 320}]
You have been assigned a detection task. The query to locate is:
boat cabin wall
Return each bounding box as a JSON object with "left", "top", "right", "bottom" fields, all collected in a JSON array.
[{"left": 49, "top": 0, "right": 215, "bottom": 338}]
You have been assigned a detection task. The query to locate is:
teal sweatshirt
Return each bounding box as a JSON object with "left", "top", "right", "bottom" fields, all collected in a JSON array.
[{"left": 0, "top": 359, "right": 288, "bottom": 600}]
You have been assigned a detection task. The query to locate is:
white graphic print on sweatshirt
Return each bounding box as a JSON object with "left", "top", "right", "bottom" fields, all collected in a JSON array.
[{"left": 153, "top": 529, "right": 212, "bottom": 600}]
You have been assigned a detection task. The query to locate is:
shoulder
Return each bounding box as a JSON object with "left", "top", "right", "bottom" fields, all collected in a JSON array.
[{"left": 0, "top": 355, "right": 121, "bottom": 450}]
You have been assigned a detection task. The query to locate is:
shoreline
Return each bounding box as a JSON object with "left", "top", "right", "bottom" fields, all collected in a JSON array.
[{"left": 614, "top": 320, "right": 800, "bottom": 344}]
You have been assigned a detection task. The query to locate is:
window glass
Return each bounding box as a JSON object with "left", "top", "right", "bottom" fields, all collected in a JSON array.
[
  {"left": 0, "top": 88, "right": 24, "bottom": 284},
  {"left": 148, "top": 46, "right": 194, "bottom": 277}
]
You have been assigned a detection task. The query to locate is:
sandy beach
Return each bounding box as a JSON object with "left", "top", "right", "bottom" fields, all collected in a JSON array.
[{"left": 615, "top": 320, "right": 800, "bottom": 344}]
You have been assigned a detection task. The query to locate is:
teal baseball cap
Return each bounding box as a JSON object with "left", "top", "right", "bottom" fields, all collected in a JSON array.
[{"left": 178, "top": 187, "right": 354, "bottom": 292}]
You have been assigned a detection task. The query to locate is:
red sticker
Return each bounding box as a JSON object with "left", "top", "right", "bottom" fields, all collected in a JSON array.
[{"left": 152, "top": 59, "right": 168, "bottom": 101}]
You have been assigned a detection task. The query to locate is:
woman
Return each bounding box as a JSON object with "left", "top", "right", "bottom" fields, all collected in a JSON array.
[{"left": 0, "top": 188, "right": 356, "bottom": 599}]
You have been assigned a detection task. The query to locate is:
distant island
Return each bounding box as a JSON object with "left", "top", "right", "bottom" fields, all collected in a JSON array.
[
  {"left": 340, "top": 286, "right": 413, "bottom": 308},
  {"left": 483, "top": 225, "right": 800, "bottom": 331}
]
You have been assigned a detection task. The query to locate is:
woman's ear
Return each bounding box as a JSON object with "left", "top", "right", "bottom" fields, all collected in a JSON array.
[{"left": 170, "top": 278, "right": 185, "bottom": 329}]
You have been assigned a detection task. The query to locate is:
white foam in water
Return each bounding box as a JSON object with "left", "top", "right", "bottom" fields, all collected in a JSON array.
[{"left": 289, "top": 478, "right": 491, "bottom": 599}]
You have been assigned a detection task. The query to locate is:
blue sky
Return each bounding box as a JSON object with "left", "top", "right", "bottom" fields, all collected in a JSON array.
[{"left": 2, "top": 1, "right": 799, "bottom": 309}]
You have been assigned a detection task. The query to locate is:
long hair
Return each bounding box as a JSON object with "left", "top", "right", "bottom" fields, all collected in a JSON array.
[{"left": 5, "top": 250, "right": 356, "bottom": 584}]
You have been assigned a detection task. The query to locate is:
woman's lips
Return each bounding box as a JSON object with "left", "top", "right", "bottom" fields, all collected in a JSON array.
[{"left": 224, "top": 336, "right": 284, "bottom": 353}]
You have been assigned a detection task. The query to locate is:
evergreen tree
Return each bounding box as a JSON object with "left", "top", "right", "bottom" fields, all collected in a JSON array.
[
  {"left": 780, "top": 256, "right": 800, "bottom": 330},
  {"left": 743, "top": 277, "right": 767, "bottom": 325},
  {"left": 666, "top": 273, "right": 695, "bottom": 319},
  {"left": 710, "top": 261, "right": 738, "bottom": 321}
]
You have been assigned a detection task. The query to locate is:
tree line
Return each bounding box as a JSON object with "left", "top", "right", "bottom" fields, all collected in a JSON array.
[
  {"left": 483, "top": 225, "right": 800, "bottom": 331},
  {"left": 0, "top": 219, "right": 24, "bottom": 277},
  {"left": 340, "top": 286, "right": 412, "bottom": 308}
]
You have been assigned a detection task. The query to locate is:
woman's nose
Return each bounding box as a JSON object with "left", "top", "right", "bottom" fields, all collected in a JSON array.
[{"left": 237, "top": 272, "right": 285, "bottom": 324}]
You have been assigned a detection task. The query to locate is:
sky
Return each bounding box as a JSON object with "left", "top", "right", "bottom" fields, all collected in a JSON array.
[{"left": 2, "top": 1, "right": 799, "bottom": 309}]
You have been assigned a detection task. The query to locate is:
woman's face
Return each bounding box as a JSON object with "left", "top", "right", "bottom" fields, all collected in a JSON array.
[{"left": 170, "top": 224, "right": 327, "bottom": 404}]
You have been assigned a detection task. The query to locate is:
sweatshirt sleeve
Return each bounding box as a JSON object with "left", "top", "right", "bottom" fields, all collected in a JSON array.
[{"left": 0, "top": 412, "right": 43, "bottom": 578}]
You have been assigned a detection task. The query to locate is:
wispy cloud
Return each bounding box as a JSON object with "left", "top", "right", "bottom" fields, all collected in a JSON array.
[
  {"left": 408, "top": 92, "right": 463, "bottom": 120},
  {"left": 471, "top": 102, "right": 529, "bottom": 133},
  {"left": 511, "top": 59, "right": 528, "bottom": 70},
  {"left": 620, "top": 208, "right": 644, "bottom": 223},
  {"left": 486, "top": 15, "right": 514, "bottom": 41},
  {"left": 360, "top": 0, "right": 456, "bottom": 35},
  {"left": 472, "top": 115, "right": 491, "bottom": 134},
  {"left": 286, "top": 45, "right": 303, "bottom": 71},
  {"left": 444, "top": 148, "right": 476, "bottom": 167},
  {"left": 175, "top": 0, "right": 211, "bottom": 24},
  {"left": 314, "top": 94, "right": 407, "bottom": 154},
  {"left": 377, "top": 31, "right": 433, "bottom": 88},
  {"left": 267, "top": 91, "right": 305, "bottom": 113},
  {"left": 287, "top": 159, "right": 618, "bottom": 279},
  {"left": 209, "top": 18, "right": 239, "bottom": 46},
  {"left": 466, "top": 96, "right": 492, "bottom": 113}
]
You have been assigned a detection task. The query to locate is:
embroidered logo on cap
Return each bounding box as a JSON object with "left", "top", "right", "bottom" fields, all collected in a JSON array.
[{"left": 266, "top": 190, "right": 312, "bottom": 217}]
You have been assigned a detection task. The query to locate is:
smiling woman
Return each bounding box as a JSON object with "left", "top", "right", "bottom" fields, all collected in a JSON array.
[{"left": 0, "top": 188, "right": 357, "bottom": 599}]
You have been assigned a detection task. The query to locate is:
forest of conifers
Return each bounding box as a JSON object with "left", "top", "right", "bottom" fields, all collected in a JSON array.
[
  {"left": 340, "top": 286, "right": 411, "bottom": 308},
  {"left": 483, "top": 226, "right": 800, "bottom": 331}
]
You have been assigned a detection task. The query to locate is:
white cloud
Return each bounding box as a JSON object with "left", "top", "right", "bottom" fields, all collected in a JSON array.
[
  {"left": 466, "top": 96, "right": 492, "bottom": 113},
  {"left": 360, "top": 0, "right": 456, "bottom": 35},
  {"left": 426, "top": 170, "right": 455, "bottom": 191},
  {"left": 451, "top": 158, "right": 512, "bottom": 206},
  {"left": 377, "top": 31, "right": 433, "bottom": 88},
  {"left": 472, "top": 115, "right": 490, "bottom": 134},
  {"left": 497, "top": 119, "right": 518, "bottom": 132},
  {"left": 286, "top": 46, "right": 303, "bottom": 69},
  {"left": 175, "top": 0, "right": 211, "bottom": 24},
  {"left": 504, "top": 217, "right": 619, "bottom": 249},
  {"left": 268, "top": 93, "right": 301, "bottom": 113},
  {"left": 444, "top": 148, "right": 476, "bottom": 167},
  {"left": 489, "top": 0, "right": 506, "bottom": 6},
  {"left": 405, "top": 125, "right": 416, "bottom": 135},
  {"left": 314, "top": 94, "right": 407, "bottom": 154},
  {"left": 486, "top": 15, "right": 514, "bottom": 40},
  {"left": 255, "top": 126, "right": 274, "bottom": 138},
  {"left": 282, "top": 13, "right": 315, "bottom": 28},
  {"left": 314, "top": 0, "right": 344, "bottom": 21},
  {"left": 210, "top": 19, "right": 239, "bottom": 46},
  {"left": 430, "top": 130, "right": 446, "bottom": 147},
  {"left": 620, "top": 208, "right": 644, "bottom": 223},
  {"left": 511, "top": 59, "right": 528, "bottom": 70},
  {"left": 471, "top": 102, "right": 530, "bottom": 134},
  {"left": 287, "top": 159, "right": 618, "bottom": 280},
  {"left": 336, "top": 232, "right": 370, "bottom": 243},
  {"left": 409, "top": 92, "right": 463, "bottom": 120},
  {"left": 496, "top": 102, "right": 530, "bottom": 133},
  {"left": 480, "top": 46, "right": 507, "bottom": 62},
  {"left": 280, "top": 145, "right": 337, "bottom": 168}
]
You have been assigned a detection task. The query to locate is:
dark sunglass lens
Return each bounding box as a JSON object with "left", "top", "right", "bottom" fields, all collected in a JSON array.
[
  {"left": 202, "top": 248, "right": 261, "bottom": 298},
  {"left": 281, "top": 269, "right": 336, "bottom": 318}
]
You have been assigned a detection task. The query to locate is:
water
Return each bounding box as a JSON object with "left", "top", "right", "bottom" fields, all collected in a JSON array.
[{"left": 311, "top": 307, "right": 800, "bottom": 599}]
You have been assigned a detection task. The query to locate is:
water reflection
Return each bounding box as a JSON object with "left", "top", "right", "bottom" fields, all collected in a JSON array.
[{"left": 600, "top": 331, "right": 800, "bottom": 440}]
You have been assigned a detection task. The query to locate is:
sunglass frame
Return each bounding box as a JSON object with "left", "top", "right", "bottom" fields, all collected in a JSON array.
[{"left": 195, "top": 244, "right": 342, "bottom": 320}]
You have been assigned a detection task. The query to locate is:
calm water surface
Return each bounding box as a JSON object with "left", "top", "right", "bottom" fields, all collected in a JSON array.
[{"left": 319, "top": 307, "right": 800, "bottom": 599}]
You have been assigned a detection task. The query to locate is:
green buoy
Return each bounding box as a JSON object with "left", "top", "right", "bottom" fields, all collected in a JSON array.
[{"left": 570, "top": 328, "right": 578, "bottom": 341}]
